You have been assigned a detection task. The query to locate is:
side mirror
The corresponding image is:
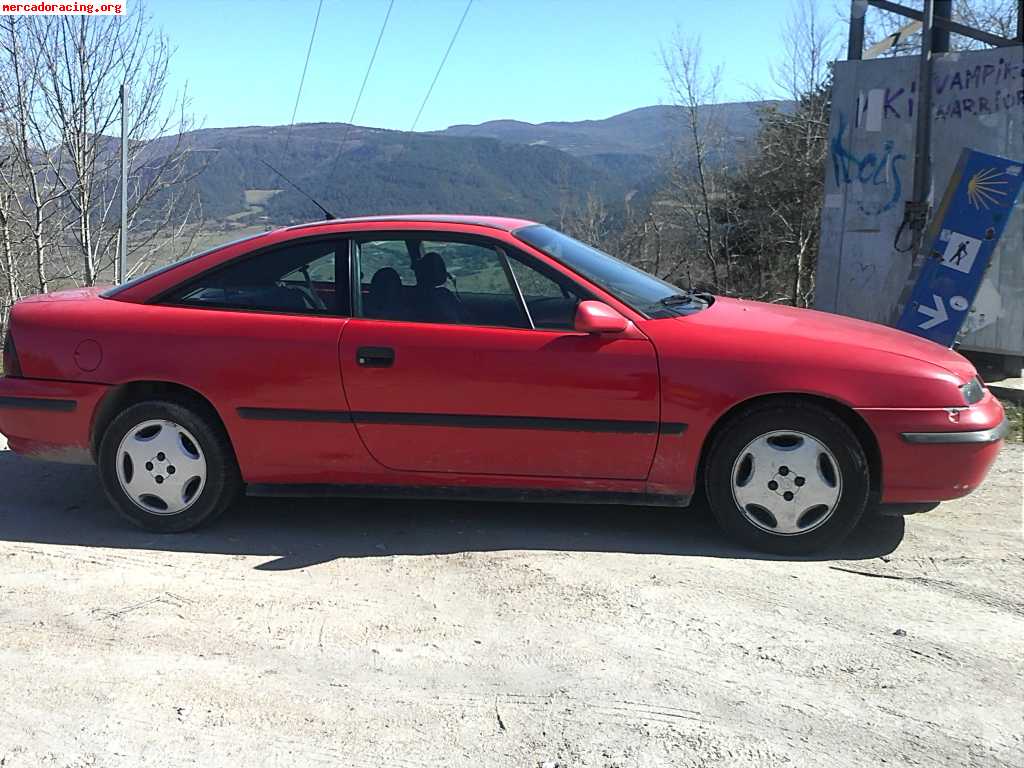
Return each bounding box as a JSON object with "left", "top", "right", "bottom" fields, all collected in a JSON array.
[{"left": 574, "top": 300, "right": 629, "bottom": 334}]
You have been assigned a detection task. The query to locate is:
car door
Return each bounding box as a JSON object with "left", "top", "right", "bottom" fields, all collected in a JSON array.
[
  {"left": 338, "top": 231, "right": 660, "bottom": 479},
  {"left": 160, "top": 236, "right": 356, "bottom": 483}
]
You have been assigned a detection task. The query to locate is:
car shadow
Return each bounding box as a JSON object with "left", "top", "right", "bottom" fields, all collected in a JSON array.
[{"left": 0, "top": 449, "right": 905, "bottom": 570}]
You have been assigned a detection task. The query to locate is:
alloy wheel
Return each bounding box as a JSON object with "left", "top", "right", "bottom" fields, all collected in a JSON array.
[
  {"left": 115, "top": 419, "right": 207, "bottom": 515},
  {"left": 730, "top": 429, "right": 843, "bottom": 536}
]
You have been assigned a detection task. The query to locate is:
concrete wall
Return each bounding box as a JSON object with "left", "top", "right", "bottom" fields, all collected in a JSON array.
[{"left": 816, "top": 46, "right": 1024, "bottom": 356}]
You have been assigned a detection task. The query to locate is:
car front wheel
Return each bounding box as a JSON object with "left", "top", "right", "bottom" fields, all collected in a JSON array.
[
  {"left": 704, "top": 401, "right": 870, "bottom": 554},
  {"left": 98, "top": 399, "right": 240, "bottom": 532}
]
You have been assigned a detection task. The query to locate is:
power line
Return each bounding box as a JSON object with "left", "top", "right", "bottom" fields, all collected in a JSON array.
[
  {"left": 283, "top": 0, "right": 326, "bottom": 155},
  {"left": 410, "top": 0, "right": 473, "bottom": 132},
  {"left": 328, "top": 0, "right": 396, "bottom": 180}
]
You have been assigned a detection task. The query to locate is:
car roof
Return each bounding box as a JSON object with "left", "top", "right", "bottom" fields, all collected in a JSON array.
[
  {"left": 286, "top": 214, "right": 539, "bottom": 233},
  {"left": 103, "top": 214, "right": 544, "bottom": 303}
]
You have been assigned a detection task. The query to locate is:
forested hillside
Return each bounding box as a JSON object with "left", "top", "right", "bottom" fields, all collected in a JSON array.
[
  {"left": 159, "top": 124, "right": 616, "bottom": 224},
  {"left": 153, "top": 102, "right": 781, "bottom": 228}
]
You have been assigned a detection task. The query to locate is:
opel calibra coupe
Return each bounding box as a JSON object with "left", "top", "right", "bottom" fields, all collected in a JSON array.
[{"left": 0, "top": 216, "right": 1007, "bottom": 553}]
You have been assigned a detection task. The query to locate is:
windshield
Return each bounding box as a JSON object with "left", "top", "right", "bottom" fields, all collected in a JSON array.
[{"left": 514, "top": 224, "right": 709, "bottom": 318}]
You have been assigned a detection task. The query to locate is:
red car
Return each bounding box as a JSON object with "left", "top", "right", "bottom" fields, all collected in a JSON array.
[{"left": 0, "top": 215, "right": 1007, "bottom": 553}]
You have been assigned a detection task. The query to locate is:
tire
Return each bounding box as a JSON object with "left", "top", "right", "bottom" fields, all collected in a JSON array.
[
  {"left": 98, "top": 399, "right": 240, "bottom": 532},
  {"left": 704, "top": 401, "right": 870, "bottom": 555}
]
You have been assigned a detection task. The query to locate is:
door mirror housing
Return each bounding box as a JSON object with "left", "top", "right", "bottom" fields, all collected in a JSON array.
[{"left": 574, "top": 300, "right": 629, "bottom": 334}]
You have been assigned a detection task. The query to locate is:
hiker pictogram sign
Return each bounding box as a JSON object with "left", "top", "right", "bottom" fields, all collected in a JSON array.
[{"left": 896, "top": 149, "right": 1024, "bottom": 347}]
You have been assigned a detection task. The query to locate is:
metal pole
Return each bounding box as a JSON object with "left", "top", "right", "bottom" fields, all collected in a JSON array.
[
  {"left": 848, "top": 0, "right": 867, "bottom": 59},
  {"left": 120, "top": 83, "right": 128, "bottom": 284},
  {"left": 932, "top": 0, "right": 952, "bottom": 52},
  {"left": 1018, "top": 0, "right": 1023, "bottom": 42},
  {"left": 908, "top": 0, "right": 935, "bottom": 253}
]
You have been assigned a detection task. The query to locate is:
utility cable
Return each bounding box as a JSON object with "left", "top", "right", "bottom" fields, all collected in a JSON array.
[
  {"left": 409, "top": 0, "right": 473, "bottom": 132},
  {"left": 283, "top": 0, "right": 326, "bottom": 156}
]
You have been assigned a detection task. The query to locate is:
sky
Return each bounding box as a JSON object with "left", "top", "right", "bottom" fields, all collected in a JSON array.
[{"left": 148, "top": 0, "right": 839, "bottom": 133}]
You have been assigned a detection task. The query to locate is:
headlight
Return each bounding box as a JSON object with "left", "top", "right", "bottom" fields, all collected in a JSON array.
[{"left": 960, "top": 376, "right": 985, "bottom": 405}]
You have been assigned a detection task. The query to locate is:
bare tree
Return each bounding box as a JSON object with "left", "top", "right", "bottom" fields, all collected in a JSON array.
[
  {"left": 860, "top": 0, "right": 1020, "bottom": 57},
  {"left": 775, "top": 0, "right": 838, "bottom": 99},
  {"left": 0, "top": 17, "right": 68, "bottom": 295},
  {"left": 0, "top": 4, "right": 202, "bottom": 333},
  {"left": 771, "top": 0, "right": 836, "bottom": 305},
  {"left": 29, "top": 10, "right": 200, "bottom": 286},
  {"left": 716, "top": 0, "right": 837, "bottom": 306},
  {"left": 953, "top": 0, "right": 1019, "bottom": 45},
  {"left": 573, "top": 0, "right": 839, "bottom": 306},
  {"left": 0, "top": 160, "right": 18, "bottom": 325},
  {"left": 618, "top": 202, "right": 665, "bottom": 279},
  {"left": 561, "top": 190, "right": 613, "bottom": 249},
  {"left": 660, "top": 32, "right": 732, "bottom": 292}
]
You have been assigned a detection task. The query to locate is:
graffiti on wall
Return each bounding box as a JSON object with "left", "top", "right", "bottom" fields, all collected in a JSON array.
[
  {"left": 817, "top": 47, "right": 1024, "bottom": 354},
  {"left": 830, "top": 56, "right": 1023, "bottom": 217},
  {"left": 861, "top": 56, "right": 1024, "bottom": 122},
  {"left": 830, "top": 112, "right": 906, "bottom": 215}
]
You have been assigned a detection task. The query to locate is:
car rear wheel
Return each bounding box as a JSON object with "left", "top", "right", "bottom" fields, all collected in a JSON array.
[
  {"left": 704, "top": 401, "right": 870, "bottom": 554},
  {"left": 98, "top": 399, "right": 240, "bottom": 532}
]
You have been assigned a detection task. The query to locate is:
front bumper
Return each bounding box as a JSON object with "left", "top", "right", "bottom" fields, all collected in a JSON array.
[
  {"left": 901, "top": 416, "right": 1009, "bottom": 444},
  {"left": 0, "top": 376, "right": 109, "bottom": 463},
  {"left": 857, "top": 393, "right": 1007, "bottom": 503}
]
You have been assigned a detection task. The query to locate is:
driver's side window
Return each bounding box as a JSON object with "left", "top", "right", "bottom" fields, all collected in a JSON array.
[
  {"left": 169, "top": 239, "right": 345, "bottom": 315},
  {"left": 356, "top": 237, "right": 530, "bottom": 328},
  {"left": 507, "top": 254, "right": 585, "bottom": 330}
]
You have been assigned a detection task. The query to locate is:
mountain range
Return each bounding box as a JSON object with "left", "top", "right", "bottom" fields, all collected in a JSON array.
[{"left": 161, "top": 101, "right": 787, "bottom": 229}]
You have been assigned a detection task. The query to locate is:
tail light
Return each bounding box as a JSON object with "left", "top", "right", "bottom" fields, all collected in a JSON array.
[{"left": 2, "top": 326, "right": 22, "bottom": 377}]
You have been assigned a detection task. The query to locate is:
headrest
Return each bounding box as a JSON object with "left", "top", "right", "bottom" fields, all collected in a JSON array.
[
  {"left": 370, "top": 266, "right": 402, "bottom": 292},
  {"left": 413, "top": 251, "right": 448, "bottom": 288}
]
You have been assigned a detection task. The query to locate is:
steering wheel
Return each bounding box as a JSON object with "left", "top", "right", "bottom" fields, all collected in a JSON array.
[
  {"left": 297, "top": 267, "right": 329, "bottom": 311},
  {"left": 283, "top": 282, "right": 328, "bottom": 311},
  {"left": 445, "top": 273, "right": 469, "bottom": 320}
]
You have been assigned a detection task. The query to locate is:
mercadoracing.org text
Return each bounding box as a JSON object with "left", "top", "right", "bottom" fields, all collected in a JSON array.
[{"left": 3, "top": 2, "right": 124, "bottom": 14}]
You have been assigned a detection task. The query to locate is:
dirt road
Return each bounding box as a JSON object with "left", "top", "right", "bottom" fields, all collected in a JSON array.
[{"left": 0, "top": 436, "right": 1021, "bottom": 767}]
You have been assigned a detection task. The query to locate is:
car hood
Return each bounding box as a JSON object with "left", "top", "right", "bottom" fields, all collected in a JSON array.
[{"left": 678, "top": 297, "right": 976, "bottom": 381}]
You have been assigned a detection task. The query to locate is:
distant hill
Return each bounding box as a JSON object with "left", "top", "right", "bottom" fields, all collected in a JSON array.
[
  {"left": 153, "top": 123, "right": 630, "bottom": 227},
  {"left": 439, "top": 102, "right": 785, "bottom": 158},
  {"left": 151, "top": 101, "right": 787, "bottom": 230}
]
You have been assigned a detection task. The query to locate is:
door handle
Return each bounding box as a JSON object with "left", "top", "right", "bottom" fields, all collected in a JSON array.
[{"left": 356, "top": 346, "right": 395, "bottom": 368}]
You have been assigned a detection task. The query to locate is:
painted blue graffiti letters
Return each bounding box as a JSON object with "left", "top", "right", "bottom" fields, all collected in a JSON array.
[{"left": 830, "top": 112, "right": 906, "bottom": 215}]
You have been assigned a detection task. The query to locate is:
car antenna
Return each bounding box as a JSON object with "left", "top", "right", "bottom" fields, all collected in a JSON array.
[{"left": 258, "top": 158, "right": 336, "bottom": 220}]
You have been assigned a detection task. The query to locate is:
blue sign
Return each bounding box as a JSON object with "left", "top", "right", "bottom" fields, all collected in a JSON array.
[{"left": 896, "top": 149, "right": 1024, "bottom": 347}]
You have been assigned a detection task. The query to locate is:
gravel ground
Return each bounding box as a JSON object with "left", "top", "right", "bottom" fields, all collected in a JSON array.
[{"left": 0, "top": 435, "right": 1021, "bottom": 768}]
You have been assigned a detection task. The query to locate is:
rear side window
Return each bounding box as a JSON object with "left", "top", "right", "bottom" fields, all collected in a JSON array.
[{"left": 167, "top": 239, "right": 347, "bottom": 315}]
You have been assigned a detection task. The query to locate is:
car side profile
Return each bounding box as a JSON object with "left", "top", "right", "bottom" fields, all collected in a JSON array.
[{"left": 0, "top": 215, "right": 1008, "bottom": 553}]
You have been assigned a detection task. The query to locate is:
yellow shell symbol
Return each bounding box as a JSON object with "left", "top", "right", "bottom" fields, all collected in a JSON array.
[{"left": 966, "top": 167, "right": 1008, "bottom": 210}]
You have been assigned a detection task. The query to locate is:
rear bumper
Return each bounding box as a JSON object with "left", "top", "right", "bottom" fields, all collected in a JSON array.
[
  {"left": 857, "top": 394, "right": 1006, "bottom": 504},
  {"left": 0, "top": 376, "right": 109, "bottom": 463}
]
